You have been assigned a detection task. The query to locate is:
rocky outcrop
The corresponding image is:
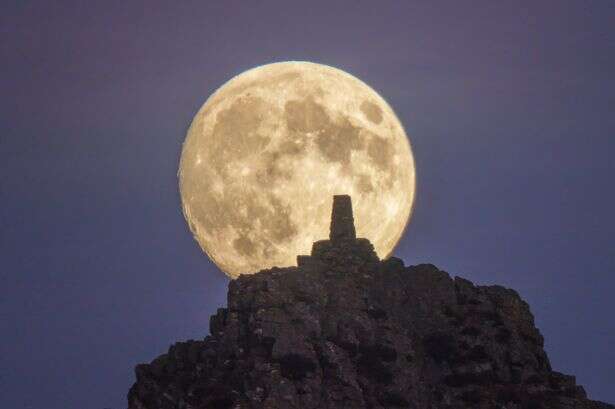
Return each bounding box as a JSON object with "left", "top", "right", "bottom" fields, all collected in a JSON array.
[{"left": 128, "top": 196, "right": 613, "bottom": 409}]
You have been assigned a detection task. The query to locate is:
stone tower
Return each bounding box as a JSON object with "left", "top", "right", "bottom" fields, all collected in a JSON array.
[
  {"left": 329, "top": 195, "right": 356, "bottom": 241},
  {"left": 297, "top": 195, "right": 379, "bottom": 267}
]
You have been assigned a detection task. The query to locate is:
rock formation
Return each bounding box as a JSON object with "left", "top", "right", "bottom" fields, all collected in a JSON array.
[{"left": 128, "top": 196, "right": 613, "bottom": 409}]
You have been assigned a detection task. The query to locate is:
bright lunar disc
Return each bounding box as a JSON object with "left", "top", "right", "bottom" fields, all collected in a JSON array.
[{"left": 179, "top": 61, "right": 415, "bottom": 278}]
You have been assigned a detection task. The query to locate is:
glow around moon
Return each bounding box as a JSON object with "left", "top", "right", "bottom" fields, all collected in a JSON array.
[{"left": 179, "top": 61, "right": 415, "bottom": 278}]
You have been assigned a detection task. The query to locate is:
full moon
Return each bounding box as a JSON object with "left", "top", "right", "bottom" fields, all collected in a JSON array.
[{"left": 179, "top": 61, "right": 415, "bottom": 278}]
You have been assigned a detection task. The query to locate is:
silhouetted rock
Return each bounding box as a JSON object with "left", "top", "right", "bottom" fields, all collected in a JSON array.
[
  {"left": 128, "top": 197, "right": 613, "bottom": 409},
  {"left": 329, "top": 195, "right": 357, "bottom": 241}
]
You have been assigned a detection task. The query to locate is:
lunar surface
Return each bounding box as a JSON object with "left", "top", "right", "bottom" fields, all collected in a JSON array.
[{"left": 179, "top": 61, "right": 415, "bottom": 278}]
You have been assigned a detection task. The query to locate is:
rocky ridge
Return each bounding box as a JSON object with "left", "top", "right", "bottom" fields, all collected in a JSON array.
[{"left": 128, "top": 196, "right": 613, "bottom": 409}]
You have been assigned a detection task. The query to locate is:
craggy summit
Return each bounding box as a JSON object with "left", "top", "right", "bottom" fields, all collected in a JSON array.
[{"left": 129, "top": 196, "right": 613, "bottom": 409}]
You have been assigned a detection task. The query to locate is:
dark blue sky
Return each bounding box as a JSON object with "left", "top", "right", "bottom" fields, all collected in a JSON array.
[{"left": 1, "top": 1, "right": 614, "bottom": 408}]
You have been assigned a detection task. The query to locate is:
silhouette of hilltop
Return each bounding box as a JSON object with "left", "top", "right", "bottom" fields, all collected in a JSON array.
[{"left": 128, "top": 196, "right": 613, "bottom": 409}]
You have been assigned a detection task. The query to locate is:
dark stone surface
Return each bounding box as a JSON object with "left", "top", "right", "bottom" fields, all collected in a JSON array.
[
  {"left": 329, "top": 195, "right": 356, "bottom": 241},
  {"left": 127, "top": 261, "right": 613, "bottom": 409},
  {"left": 128, "top": 198, "right": 613, "bottom": 408}
]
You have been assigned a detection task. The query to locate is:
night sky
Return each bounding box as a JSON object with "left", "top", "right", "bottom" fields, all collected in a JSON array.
[{"left": 2, "top": 2, "right": 614, "bottom": 408}]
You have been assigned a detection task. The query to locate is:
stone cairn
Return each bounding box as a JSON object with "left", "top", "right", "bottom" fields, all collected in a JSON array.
[{"left": 297, "top": 195, "right": 379, "bottom": 273}]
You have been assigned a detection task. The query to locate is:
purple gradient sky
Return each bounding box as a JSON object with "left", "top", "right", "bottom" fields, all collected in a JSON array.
[{"left": 1, "top": 1, "right": 614, "bottom": 408}]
